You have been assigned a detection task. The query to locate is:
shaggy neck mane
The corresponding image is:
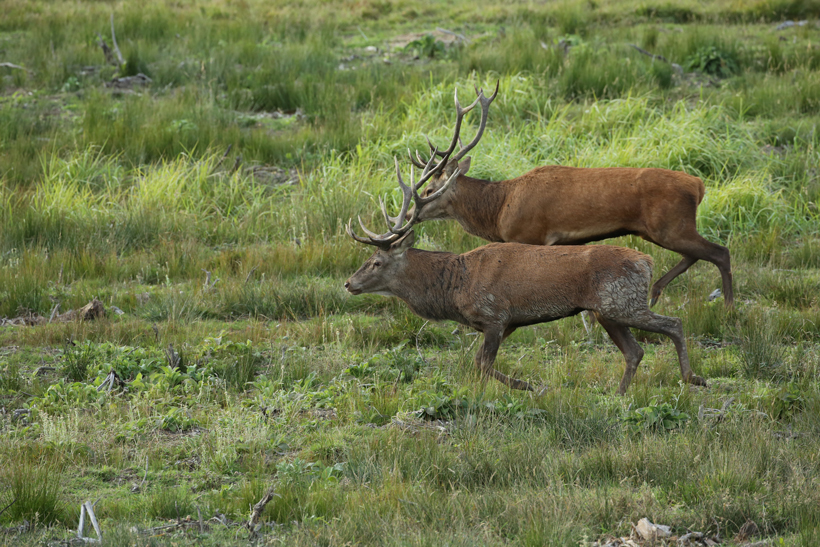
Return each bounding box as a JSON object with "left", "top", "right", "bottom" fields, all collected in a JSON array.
[{"left": 450, "top": 176, "right": 506, "bottom": 242}]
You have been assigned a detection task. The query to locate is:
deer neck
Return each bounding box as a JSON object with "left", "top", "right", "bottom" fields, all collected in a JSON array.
[
  {"left": 449, "top": 176, "right": 506, "bottom": 242},
  {"left": 388, "top": 250, "right": 467, "bottom": 323}
]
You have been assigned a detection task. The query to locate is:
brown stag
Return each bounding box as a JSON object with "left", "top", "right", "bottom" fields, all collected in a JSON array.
[
  {"left": 405, "top": 82, "right": 733, "bottom": 307},
  {"left": 344, "top": 154, "right": 706, "bottom": 394}
]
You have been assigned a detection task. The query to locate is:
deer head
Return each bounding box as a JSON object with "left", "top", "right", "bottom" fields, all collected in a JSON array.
[
  {"left": 406, "top": 81, "right": 498, "bottom": 220},
  {"left": 344, "top": 230, "right": 415, "bottom": 297},
  {"left": 345, "top": 152, "right": 461, "bottom": 294}
]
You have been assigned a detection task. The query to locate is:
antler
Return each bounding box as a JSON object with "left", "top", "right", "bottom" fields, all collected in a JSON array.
[
  {"left": 347, "top": 155, "right": 460, "bottom": 249},
  {"left": 409, "top": 81, "right": 499, "bottom": 170}
]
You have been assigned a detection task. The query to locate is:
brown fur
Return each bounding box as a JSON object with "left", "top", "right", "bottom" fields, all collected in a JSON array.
[
  {"left": 416, "top": 162, "right": 733, "bottom": 307},
  {"left": 345, "top": 231, "right": 706, "bottom": 394}
]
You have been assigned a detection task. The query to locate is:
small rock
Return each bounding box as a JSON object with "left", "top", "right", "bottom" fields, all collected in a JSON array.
[
  {"left": 105, "top": 73, "right": 152, "bottom": 89},
  {"left": 775, "top": 20, "right": 807, "bottom": 30},
  {"left": 364, "top": 45, "right": 378, "bottom": 54},
  {"left": 635, "top": 518, "right": 671, "bottom": 541}
]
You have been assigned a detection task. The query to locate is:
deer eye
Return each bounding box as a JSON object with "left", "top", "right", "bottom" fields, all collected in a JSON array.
[{"left": 373, "top": 260, "right": 382, "bottom": 267}]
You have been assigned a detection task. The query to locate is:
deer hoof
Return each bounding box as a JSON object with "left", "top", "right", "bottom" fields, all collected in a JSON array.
[{"left": 689, "top": 375, "right": 707, "bottom": 387}]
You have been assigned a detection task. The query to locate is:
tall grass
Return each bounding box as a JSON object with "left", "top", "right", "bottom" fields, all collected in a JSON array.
[{"left": 0, "top": 462, "right": 66, "bottom": 525}]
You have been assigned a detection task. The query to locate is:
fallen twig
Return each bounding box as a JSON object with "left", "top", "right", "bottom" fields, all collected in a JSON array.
[
  {"left": 97, "top": 369, "right": 122, "bottom": 393},
  {"left": 415, "top": 320, "right": 429, "bottom": 365},
  {"left": 436, "top": 27, "right": 468, "bottom": 42},
  {"left": 698, "top": 397, "right": 735, "bottom": 422},
  {"left": 201, "top": 269, "right": 219, "bottom": 290},
  {"left": 628, "top": 44, "right": 684, "bottom": 75},
  {"left": 244, "top": 266, "right": 258, "bottom": 284},
  {"left": 247, "top": 490, "right": 278, "bottom": 537},
  {"left": 628, "top": 43, "right": 669, "bottom": 63},
  {"left": 77, "top": 501, "right": 102, "bottom": 543},
  {"left": 230, "top": 154, "right": 243, "bottom": 175},
  {"left": 0, "top": 62, "right": 33, "bottom": 74},
  {"left": 0, "top": 498, "right": 16, "bottom": 519},
  {"left": 165, "top": 344, "right": 181, "bottom": 369},
  {"left": 48, "top": 303, "right": 61, "bottom": 324},
  {"left": 132, "top": 456, "right": 148, "bottom": 492},
  {"left": 135, "top": 519, "right": 209, "bottom": 536},
  {"left": 96, "top": 33, "right": 117, "bottom": 66},
  {"left": 1, "top": 519, "right": 29, "bottom": 536},
  {"left": 217, "top": 144, "right": 233, "bottom": 168},
  {"left": 110, "top": 13, "right": 125, "bottom": 66}
]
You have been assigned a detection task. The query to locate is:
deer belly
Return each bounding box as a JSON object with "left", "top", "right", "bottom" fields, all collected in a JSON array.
[
  {"left": 548, "top": 226, "right": 633, "bottom": 245},
  {"left": 511, "top": 299, "right": 580, "bottom": 324}
]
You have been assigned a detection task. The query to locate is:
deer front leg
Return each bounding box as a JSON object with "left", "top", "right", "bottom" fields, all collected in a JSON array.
[{"left": 474, "top": 327, "right": 535, "bottom": 392}]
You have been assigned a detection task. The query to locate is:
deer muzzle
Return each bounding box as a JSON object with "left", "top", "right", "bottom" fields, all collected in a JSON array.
[{"left": 344, "top": 280, "right": 362, "bottom": 295}]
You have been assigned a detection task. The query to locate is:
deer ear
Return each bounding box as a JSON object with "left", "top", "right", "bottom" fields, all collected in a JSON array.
[
  {"left": 458, "top": 156, "right": 471, "bottom": 175},
  {"left": 390, "top": 230, "right": 415, "bottom": 254}
]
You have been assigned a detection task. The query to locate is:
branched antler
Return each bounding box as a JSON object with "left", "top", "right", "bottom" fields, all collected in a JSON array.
[
  {"left": 408, "top": 81, "right": 499, "bottom": 171},
  {"left": 348, "top": 155, "right": 460, "bottom": 249}
]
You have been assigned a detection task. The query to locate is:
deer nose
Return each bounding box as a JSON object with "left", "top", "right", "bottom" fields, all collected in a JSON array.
[{"left": 344, "top": 281, "right": 350, "bottom": 290}]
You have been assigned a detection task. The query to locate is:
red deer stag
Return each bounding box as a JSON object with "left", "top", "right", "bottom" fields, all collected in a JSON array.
[
  {"left": 405, "top": 82, "right": 733, "bottom": 307},
  {"left": 344, "top": 154, "right": 706, "bottom": 394}
]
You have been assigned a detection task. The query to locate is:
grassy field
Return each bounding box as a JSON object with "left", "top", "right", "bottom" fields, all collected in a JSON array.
[{"left": 1, "top": 0, "right": 820, "bottom": 545}]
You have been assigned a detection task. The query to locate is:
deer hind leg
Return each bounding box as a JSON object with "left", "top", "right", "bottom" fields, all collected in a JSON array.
[
  {"left": 650, "top": 256, "right": 697, "bottom": 307},
  {"left": 474, "top": 327, "right": 535, "bottom": 392},
  {"left": 618, "top": 310, "right": 706, "bottom": 388},
  {"left": 651, "top": 231, "right": 733, "bottom": 307},
  {"left": 596, "top": 314, "right": 644, "bottom": 395}
]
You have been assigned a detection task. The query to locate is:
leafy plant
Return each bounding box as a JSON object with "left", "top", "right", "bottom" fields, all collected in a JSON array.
[
  {"left": 622, "top": 402, "right": 690, "bottom": 432},
  {"left": 346, "top": 341, "right": 426, "bottom": 383},
  {"left": 30, "top": 382, "right": 106, "bottom": 413},
  {"left": 772, "top": 383, "right": 804, "bottom": 420},
  {"left": 405, "top": 34, "right": 446, "bottom": 59},
  {"left": 685, "top": 46, "right": 738, "bottom": 77},
  {"left": 158, "top": 407, "right": 198, "bottom": 432}
]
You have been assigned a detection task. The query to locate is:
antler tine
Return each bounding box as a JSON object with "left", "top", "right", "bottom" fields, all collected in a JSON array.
[
  {"left": 388, "top": 157, "right": 415, "bottom": 233},
  {"left": 358, "top": 215, "right": 389, "bottom": 240},
  {"left": 432, "top": 86, "right": 482, "bottom": 160},
  {"left": 451, "top": 79, "right": 499, "bottom": 163},
  {"left": 408, "top": 148, "right": 426, "bottom": 169},
  {"left": 379, "top": 196, "right": 398, "bottom": 228},
  {"left": 347, "top": 219, "right": 392, "bottom": 249},
  {"left": 425, "top": 135, "right": 437, "bottom": 155},
  {"left": 419, "top": 145, "right": 442, "bottom": 179}
]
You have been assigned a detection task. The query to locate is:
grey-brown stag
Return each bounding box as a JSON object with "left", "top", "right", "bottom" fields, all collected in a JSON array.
[
  {"left": 404, "top": 82, "right": 733, "bottom": 307},
  {"left": 344, "top": 153, "right": 706, "bottom": 394}
]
